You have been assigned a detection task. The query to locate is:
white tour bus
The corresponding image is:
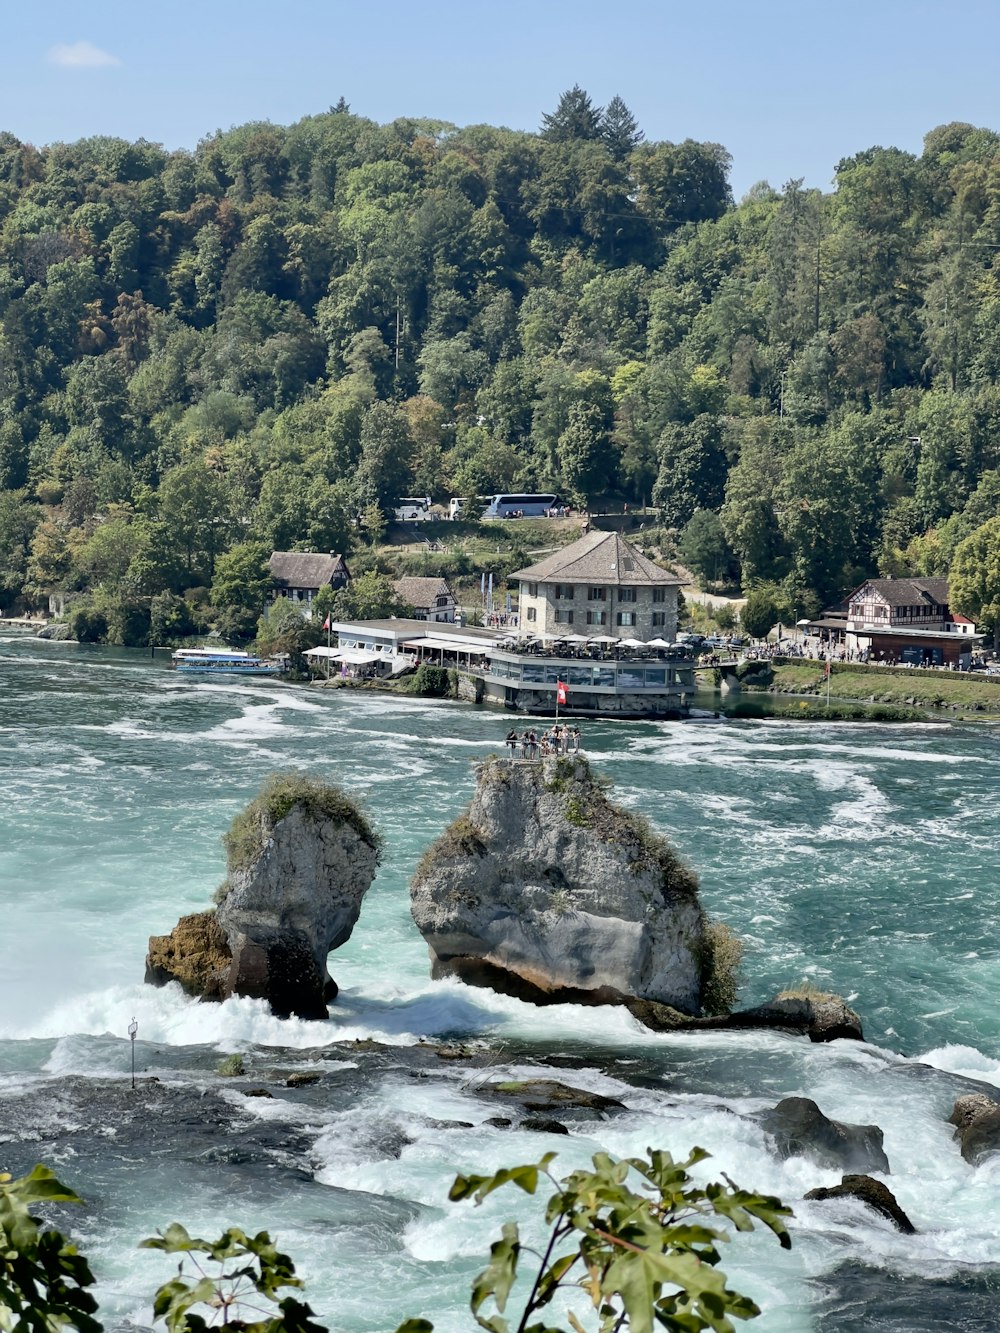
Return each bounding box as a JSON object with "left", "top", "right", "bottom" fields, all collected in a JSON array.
[
  {"left": 483, "top": 492, "right": 561, "bottom": 519},
  {"left": 393, "top": 496, "right": 433, "bottom": 522}
]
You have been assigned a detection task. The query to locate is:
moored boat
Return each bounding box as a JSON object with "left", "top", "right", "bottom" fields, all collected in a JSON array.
[{"left": 170, "top": 648, "right": 285, "bottom": 676}]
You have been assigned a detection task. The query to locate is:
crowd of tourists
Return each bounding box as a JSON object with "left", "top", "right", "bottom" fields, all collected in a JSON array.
[{"left": 505, "top": 724, "right": 582, "bottom": 759}]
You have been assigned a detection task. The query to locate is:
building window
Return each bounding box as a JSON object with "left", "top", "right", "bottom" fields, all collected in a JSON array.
[
  {"left": 527, "top": 607, "right": 537, "bottom": 623},
  {"left": 619, "top": 587, "right": 637, "bottom": 603},
  {"left": 652, "top": 589, "right": 666, "bottom": 604},
  {"left": 555, "top": 609, "right": 574, "bottom": 624},
  {"left": 554, "top": 583, "right": 575, "bottom": 600},
  {"left": 616, "top": 611, "right": 636, "bottom": 627},
  {"left": 527, "top": 582, "right": 538, "bottom": 597},
  {"left": 586, "top": 610, "right": 607, "bottom": 626},
  {"left": 652, "top": 612, "right": 666, "bottom": 627},
  {"left": 588, "top": 586, "right": 606, "bottom": 601}
]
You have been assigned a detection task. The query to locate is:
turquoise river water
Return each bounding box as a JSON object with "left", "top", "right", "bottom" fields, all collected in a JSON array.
[{"left": 2, "top": 637, "right": 1000, "bottom": 1331}]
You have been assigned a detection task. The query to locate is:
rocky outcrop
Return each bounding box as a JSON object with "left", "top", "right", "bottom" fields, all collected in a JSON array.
[
  {"left": 805, "top": 1175, "right": 916, "bottom": 1233},
  {"left": 146, "top": 774, "right": 380, "bottom": 1019},
  {"left": 410, "top": 755, "right": 709, "bottom": 1013},
  {"left": 145, "top": 911, "right": 231, "bottom": 999},
  {"left": 628, "top": 992, "right": 864, "bottom": 1043},
  {"left": 758, "top": 1097, "right": 890, "bottom": 1174},
  {"left": 948, "top": 1093, "right": 1000, "bottom": 1164}
]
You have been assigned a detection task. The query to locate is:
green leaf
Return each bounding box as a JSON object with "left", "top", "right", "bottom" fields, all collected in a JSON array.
[
  {"left": 450, "top": 1155, "right": 557, "bottom": 1206},
  {"left": 471, "top": 1220, "right": 520, "bottom": 1328}
]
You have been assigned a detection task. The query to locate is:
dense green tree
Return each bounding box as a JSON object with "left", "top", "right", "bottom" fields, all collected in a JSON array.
[
  {"left": 679, "top": 509, "right": 737, "bottom": 584},
  {"left": 540, "top": 86, "right": 602, "bottom": 142},
  {"left": 741, "top": 585, "right": 789, "bottom": 639},
  {"left": 601, "top": 95, "right": 644, "bottom": 161},
  {"left": 557, "top": 401, "right": 616, "bottom": 505},
  {"left": 332, "top": 568, "right": 407, "bottom": 619},
  {"left": 950, "top": 517, "right": 1000, "bottom": 649}
]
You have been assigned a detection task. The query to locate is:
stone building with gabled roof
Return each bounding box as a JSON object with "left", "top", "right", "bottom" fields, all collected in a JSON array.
[
  {"left": 511, "top": 529, "right": 684, "bottom": 642},
  {"left": 392, "top": 576, "right": 456, "bottom": 623},
  {"left": 268, "top": 551, "right": 350, "bottom": 615}
]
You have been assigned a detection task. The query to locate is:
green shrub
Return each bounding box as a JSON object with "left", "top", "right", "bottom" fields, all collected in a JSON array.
[
  {"left": 699, "top": 919, "right": 744, "bottom": 1015},
  {"left": 67, "top": 606, "right": 107, "bottom": 643},
  {"left": 414, "top": 812, "right": 485, "bottom": 881}
]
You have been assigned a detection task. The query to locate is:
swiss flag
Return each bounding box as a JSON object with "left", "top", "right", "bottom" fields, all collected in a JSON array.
[
  {"left": 322, "top": 616, "right": 331, "bottom": 631},
  {"left": 556, "top": 680, "right": 568, "bottom": 705}
]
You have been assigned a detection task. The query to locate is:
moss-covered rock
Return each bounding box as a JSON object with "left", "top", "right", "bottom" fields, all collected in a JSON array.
[
  {"left": 411, "top": 754, "right": 712, "bottom": 1013},
  {"left": 147, "top": 772, "right": 380, "bottom": 1020}
]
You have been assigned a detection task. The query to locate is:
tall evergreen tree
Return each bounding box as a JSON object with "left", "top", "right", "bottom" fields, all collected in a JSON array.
[
  {"left": 601, "top": 94, "right": 643, "bottom": 160},
  {"left": 540, "top": 86, "right": 602, "bottom": 142}
]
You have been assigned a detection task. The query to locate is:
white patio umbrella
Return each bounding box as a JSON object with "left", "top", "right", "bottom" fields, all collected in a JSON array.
[
  {"left": 619, "top": 637, "right": 646, "bottom": 649},
  {"left": 646, "top": 637, "right": 672, "bottom": 649},
  {"left": 561, "top": 633, "right": 589, "bottom": 644},
  {"left": 588, "top": 634, "right": 618, "bottom": 646}
]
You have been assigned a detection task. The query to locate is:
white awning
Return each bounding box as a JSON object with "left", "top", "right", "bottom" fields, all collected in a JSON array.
[
  {"left": 336, "top": 648, "right": 382, "bottom": 665},
  {"left": 402, "top": 635, "right": 492, "bottom": 654},
  {"left": 305, "top": 646, "right": 382, "bottom": 664}
]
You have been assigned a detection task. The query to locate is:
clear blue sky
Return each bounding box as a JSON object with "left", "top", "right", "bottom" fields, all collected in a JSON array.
[{"left": 2, "top": 0, "right": 999, "bottom": 198}]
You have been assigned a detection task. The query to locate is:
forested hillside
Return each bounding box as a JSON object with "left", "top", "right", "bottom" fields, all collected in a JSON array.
[{"left": 2, "top": 90, "right": 1000, "bottom": 642}]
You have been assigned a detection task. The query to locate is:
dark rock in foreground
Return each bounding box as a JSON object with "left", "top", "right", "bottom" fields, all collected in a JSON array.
[
  {"left": 806, "top": 1174, "right": 916, "bottom": 1233},
  {"left": 410, "top": 755, "right": 711, "bottom": 1013},
  {"left": 146, "top": 774, "right": 380, "bottom": 1018},
  {"left": 758, "top": 1096, "right": 890, "bottom": 1174},
  {"left": 948, "top": 1093, "right": 1000, "bottom": 1164}
]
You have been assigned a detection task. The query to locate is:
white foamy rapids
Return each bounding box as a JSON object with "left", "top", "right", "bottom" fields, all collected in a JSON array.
[{"left": 917, "top": 1043, "right": 1000, "bottom": 1090}]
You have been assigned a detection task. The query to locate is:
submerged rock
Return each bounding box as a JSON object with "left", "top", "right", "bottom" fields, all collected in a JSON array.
[
  {"left": 477, "top": 1079, "right": 627, "bottom": 1116},
  {"left": 805, "top": 1174, "right": 916, "bottom": 1234},
  {"left": 948, "top": 1093, "right": 1000, "bottom": 1164},
  {"left": 410, "top": 755, "right": 712, "bottom": 1013},
  {"left": 146, "top": 773, "right": 380, "bottom": 1019},
  {"left": 758, "top": 1096, "right": 890, "bottom": 1174},
  {"left": 627, "top": 992, "right": 864, "bottom": 1043}
]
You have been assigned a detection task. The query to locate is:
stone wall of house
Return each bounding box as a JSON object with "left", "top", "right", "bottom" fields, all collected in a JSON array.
[{"left": 518, "top": 581, "right": 678, "bottom": 642}]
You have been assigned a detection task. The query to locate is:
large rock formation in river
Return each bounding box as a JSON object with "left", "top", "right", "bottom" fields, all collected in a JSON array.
[
  {"left": 410, "top": 755, "right": 711, "bottom": 1013},
  {"left": 146, "top": 774, "right": 380, "bottom": 1019}
]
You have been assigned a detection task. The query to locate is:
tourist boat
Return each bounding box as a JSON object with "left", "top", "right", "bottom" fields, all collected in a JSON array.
[{"left": 170, "top": 648, "right": 286, "bottom": 676}]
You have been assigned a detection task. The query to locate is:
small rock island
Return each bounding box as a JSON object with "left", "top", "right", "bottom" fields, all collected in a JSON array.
[
  {"left": 146, "top": 774, "right": 380, "bottom": 1018},
  {"left": 410, "top": 754, "right": 731, "bottom": 1015}
]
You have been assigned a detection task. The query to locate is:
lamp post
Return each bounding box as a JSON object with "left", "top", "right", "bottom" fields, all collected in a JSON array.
[{"left": 128, "top": 1016, "right": 138, "bottom": 1090}]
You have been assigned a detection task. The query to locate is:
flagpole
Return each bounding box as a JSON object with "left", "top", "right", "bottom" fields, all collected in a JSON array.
[
  {"left": 326, "top": 616, "right": 331, "bottom": 681},
  {"left": 826, "top": 652, "right": 831, "bottom": 706}
]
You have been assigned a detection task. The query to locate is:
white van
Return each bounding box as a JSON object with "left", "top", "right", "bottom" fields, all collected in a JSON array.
[
  {"left": 393, "top": 496, "right": 432, "bottom": 522},
  {"left": 448, "top": 497, "right": 467, "bottom": 520}
]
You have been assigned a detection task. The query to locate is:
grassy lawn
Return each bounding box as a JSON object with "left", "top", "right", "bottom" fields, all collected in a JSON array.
[{"left": 762, "top": 662, "right": 1000, "bottom": 717}]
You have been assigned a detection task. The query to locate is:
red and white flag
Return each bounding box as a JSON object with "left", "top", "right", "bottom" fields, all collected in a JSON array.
[
  {"left": 824, "top": 656, "right": 831, "bottom": 677},
  {"left": 322, "top": 616, "right": 331, "bottom": 631},
  {"left": 556, "top": 680, "right": 568, "bottom": 705}
]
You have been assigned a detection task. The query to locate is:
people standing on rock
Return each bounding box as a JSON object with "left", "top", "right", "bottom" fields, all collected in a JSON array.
[
  {"left": 572, "top": 727, "right": 581, "bottom": 753},
  {"left": 506, "top": 728, "right": 518, "bottom": 760},
  {"left": 528, "top": 728, "right": 538, "bottom": 758}
]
